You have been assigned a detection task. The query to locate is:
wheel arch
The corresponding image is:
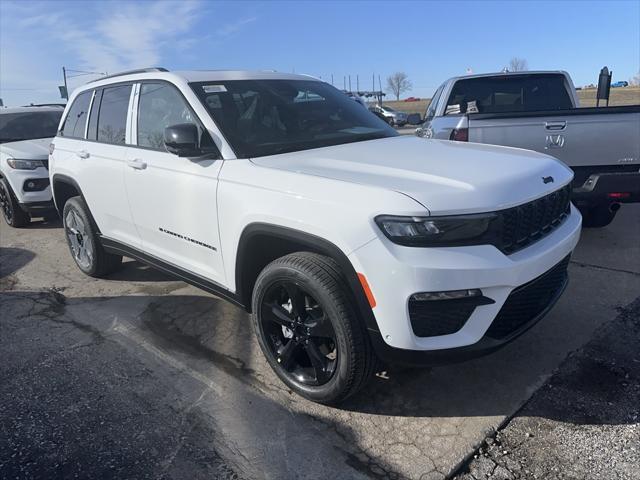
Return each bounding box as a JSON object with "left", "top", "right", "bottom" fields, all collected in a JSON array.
[
  {"left": 235, "top": 223, "right": 379, "bottom": 333},
  {"left": 51, "top": 174, "right": 101, "bottom": 232}
]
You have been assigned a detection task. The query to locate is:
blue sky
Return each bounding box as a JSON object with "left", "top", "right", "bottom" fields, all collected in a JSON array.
[{"left": 1, "top": 0, "right": 638, "bottom": 106}]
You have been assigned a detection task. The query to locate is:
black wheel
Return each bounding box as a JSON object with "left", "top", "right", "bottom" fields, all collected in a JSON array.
[
  {"left": 62, "top": 196, "right": 122, "bottom": 277},
  {"left": 252, "top": 252, "right": 376, "bottom": 404},
  {"left": 580, "top": 204, "right": 617, "bottom": 228},
  {"left": 0, "top": 178, "right": 30, "bottom": 227}
]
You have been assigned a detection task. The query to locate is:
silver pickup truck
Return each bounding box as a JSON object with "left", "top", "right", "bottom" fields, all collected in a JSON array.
[{"left": 416, "top": 71, "right": 640, "bottom": 227}]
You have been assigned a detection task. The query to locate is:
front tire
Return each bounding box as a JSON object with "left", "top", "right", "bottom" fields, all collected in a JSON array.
[
  {"left": 62, "top": 196, "right": 122, "bottom": 277},
  {"left": 0, "top": 178, "right": 30, "bottom": 228},
  {"left": 251, "top": 252, "right": 376, "bottom": 404}
]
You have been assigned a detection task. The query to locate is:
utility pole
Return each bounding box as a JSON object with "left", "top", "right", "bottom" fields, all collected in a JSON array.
[
  {"left": 331, "top": 74, "right": 334, "bottom": 86},
  {"left": 62, "top": 66, "right": 69, "bottom": 100}
]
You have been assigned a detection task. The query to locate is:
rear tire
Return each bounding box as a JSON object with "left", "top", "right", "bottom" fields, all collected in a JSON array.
[
  {"left": 251, "top": 252, "right": 376, "bottom": 404},
  {"left": 62, "top": 196, "right": 122, "bottom": 277},
  {"left": 0, "top": 178, "right": 30, "bottom": 228},
  {"left": 580, "top": 204, "right": 617, "bottom": 228}
]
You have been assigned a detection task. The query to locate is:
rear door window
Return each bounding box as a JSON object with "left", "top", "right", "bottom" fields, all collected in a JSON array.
[
  {"left": 445, "top": 74, "right": 573, "bottom": 115},
  {"left": 96, "top": 84, "right": 132, "bottom": 145},
  {"left": 61, "top": 91, "right": 92, "bottom": 138}
]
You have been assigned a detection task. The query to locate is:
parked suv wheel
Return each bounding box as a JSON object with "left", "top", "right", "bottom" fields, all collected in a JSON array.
[
  {"left": 62, "top": 196, "right": 122, "bottom": 277},
  {"left": 0, "top": 178, "right": 30, "bottom": 228},
  {"left": 252, "top": 252, "right": 377, "bottom": 404},
  {"left": 580, "top": 204, "right": 617, "bottom": 228}
]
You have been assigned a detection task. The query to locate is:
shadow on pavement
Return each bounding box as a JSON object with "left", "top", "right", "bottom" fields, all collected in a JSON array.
[
  {"left": 0, "top": 247, "right": 35, "bottom": 278},
  {"left": 0, "top": 289, "right": 380, "bottom": 480},
  {"left": 106, "top": 259, "right": 176, "bottom": 282}
]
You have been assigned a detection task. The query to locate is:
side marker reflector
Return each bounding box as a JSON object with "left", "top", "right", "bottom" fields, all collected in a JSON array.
[{"left": 357, "top": 273, "right": 376, "bottom": 308}]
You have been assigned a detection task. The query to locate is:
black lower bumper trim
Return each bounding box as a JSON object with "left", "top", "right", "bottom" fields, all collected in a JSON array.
[
  {"left": 18, "top": 201, "right": 55, "bottom": 214},
  {"left": 370, "top": 266, "right": 569, "bottom": 367}
]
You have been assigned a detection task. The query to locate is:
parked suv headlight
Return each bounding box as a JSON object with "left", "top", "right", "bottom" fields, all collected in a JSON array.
[
  {"left": 6, "top": 158, "right": 45, "bottom": 170},
  {"left": 375, "top": 213, "right": 497, "bottom": 247}
]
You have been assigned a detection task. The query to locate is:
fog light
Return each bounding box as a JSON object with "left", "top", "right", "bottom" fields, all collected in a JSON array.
[
  {"left": 411, "top": 289, "right": 482, "bottom": 301},
  {"left": 23, "top": 178, "right": 49, "bottom": 192}
]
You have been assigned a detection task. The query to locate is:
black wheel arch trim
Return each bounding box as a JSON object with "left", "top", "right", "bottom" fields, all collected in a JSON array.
[
  {"left": 51, "top": 174, "right": 102, "bottom": 233},
  {"left": 235, "top": 223, "right": 381, "bottom": 336}
]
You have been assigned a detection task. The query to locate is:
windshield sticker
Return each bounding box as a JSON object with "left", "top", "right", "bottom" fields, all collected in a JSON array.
[{"left": 203, "top": 85, "right": 227, "bottom": 93}]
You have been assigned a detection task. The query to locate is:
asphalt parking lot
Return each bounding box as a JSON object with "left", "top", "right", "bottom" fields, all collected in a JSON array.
[{"left": 1, "top": 205, "right": 639, "bottom": 480}]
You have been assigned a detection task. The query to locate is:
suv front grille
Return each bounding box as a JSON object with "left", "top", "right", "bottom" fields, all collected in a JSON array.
[
  {"left": 486, "top": 255, "right": 570, "bottom": 339},
  {"left": 498, "top": 184, "right": 572, "bottom": 255}
]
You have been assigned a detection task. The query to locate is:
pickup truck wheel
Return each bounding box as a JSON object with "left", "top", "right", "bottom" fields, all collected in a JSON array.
[
  {"left": 0, "top": 178, "right": 30, "bottom": 228},
  {"left": 580, "top": 204, "right": 617, "bottom": 228},
  {"left": 252, "top": 252, "right": 376, "bottom": 404},
  {"left": 62, "top": 196, "right": 122, "bottom": 277}
]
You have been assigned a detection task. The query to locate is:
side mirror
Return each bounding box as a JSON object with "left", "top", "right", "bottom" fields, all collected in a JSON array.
[
  {"left": 406, "top": 113, "right": 422, "bottom": 125},
  {"left": 164, "top": 123, "right": 201, "bottom": 157}
]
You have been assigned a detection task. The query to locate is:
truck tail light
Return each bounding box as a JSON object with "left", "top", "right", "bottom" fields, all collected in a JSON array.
[
  {"left": 449, "top": 128, "right": 468, "bottom": 142},
  {"left": 607, "top": 192, "right": 630, "bottom": 199}
]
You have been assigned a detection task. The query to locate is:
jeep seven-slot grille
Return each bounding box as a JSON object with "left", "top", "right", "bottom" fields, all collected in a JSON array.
[{"left": 498, "top": 183, "right": 572, "bottom": 254}]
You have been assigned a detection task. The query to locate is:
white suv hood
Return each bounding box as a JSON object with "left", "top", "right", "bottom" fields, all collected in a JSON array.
[
  {"left": 251, "top": 136, "right": 574, "bottom": 215},
  {"left": 0, "top": 138, "right": 52, "bottom": 160}
]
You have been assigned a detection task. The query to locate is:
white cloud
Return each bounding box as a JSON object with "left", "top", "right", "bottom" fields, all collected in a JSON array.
[
  {"left": 217, "top": 17, "right": 257, "bottom": 37},
  {"left": 0, "top": 0, "right": 258, "bottom": 105}
]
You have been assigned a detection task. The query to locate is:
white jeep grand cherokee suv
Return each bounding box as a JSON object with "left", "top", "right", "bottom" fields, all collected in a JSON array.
[
  {"left": 0, "top": 106, "right": 63, "bottom": 226},
  {"left": 49, "top": 68, "right": 581, "bottom": 404}
]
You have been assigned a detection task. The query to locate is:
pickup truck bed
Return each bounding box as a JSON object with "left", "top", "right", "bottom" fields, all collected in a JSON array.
[{"left": 466, "top": 106, "right": 640, "bottom": 223}]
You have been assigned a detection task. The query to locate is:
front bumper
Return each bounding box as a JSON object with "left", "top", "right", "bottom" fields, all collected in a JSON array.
[
  {"left": 348, "top": 204, "right": 582, "bottom": 363},
  {"left": 19, "top": 200, "right": 56, "bottom": 214},
  {"left": 3, "top": 166, "right": 53, "bottom": 205}
]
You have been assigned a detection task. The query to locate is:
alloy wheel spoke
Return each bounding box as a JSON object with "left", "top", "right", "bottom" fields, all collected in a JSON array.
[
  {"left": 266, "top": 302, "right": 295, "bottom": 327},
  {"left": 305, "top": 309, "right": 334, "bottom": 338},
  {"left": 284, "top": 283, "right": 307, "bottom": 319},
  {"left": 277, "top": 339, "right": 299, "bottom": 371},
  {"left": 305, "top": 340, "right": 329, "bottom": 383}
]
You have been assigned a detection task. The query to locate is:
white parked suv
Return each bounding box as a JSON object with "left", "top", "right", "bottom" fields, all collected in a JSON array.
[
  {"left": 0, "top": 106, "right": 63, "bottom": 226},
  {"left": 49, "top": 68, "right": 581, "bottom": 404}
]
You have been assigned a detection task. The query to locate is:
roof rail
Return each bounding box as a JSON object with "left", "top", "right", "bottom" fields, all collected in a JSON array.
[{"left": 89, "top": 67, "right": 169, "bottom": 83}]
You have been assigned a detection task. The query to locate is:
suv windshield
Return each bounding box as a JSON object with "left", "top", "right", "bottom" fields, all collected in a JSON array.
[
  {"left": 445, "top": 74, "right": 573, "bottom": 115},
  {"left": 191, "top": 79, "right": 397, "bottom": 158},
  {"left": 0, "top": 110, "right": 62, "bottom": 143}
]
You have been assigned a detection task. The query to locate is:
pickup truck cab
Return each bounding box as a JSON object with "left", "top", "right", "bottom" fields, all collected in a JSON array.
[
  {"left": 416, "top": 71, "right": 640, "bottom": 227},
  {"left": 0, "top": 106, "right": 63, "bottom": 226},
  {"left": 50, "top": 68, "right": 581, "bottom": 404}
]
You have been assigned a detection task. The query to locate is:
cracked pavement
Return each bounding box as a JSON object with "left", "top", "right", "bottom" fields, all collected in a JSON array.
[{"left": 1, "top": 205, "right": 639, "bottom": 479}]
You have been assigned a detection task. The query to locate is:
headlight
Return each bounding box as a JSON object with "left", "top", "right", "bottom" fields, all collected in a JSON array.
[
  {"left": 6, "top": 158, "right": 45, "bottom": 170},
  {"left": 375, "top": 213, "right": 497, "bottom": 247}
]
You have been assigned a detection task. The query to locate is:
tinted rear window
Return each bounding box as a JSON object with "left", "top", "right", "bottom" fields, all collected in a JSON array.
[
  {"left": 61, "top": 91, "right": 92, "bottom": 138},
  {"left": 445, "top": 74, "right": 573, "bottom": 115},
  {"left": 96, "top": 85, "right": 132, "bottom": 145}
]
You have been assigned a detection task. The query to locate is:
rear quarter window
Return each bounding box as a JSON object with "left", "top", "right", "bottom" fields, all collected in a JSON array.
[
  {"left": 61, "top": 91, "right": 92, "bottom": 138},
  {"left": 445, "top": 74, "right": 573, "bottom": 115}
]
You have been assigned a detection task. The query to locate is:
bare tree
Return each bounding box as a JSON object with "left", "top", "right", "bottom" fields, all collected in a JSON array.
[
  {"left": 509, "top": 57, "right": 529, "bottom": 72},
  {"left": 630, "top": 71, "right": 640, "bottom": 87},
  {"left": 386, "top": 72, "right": 412, "bottom": 101}
]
